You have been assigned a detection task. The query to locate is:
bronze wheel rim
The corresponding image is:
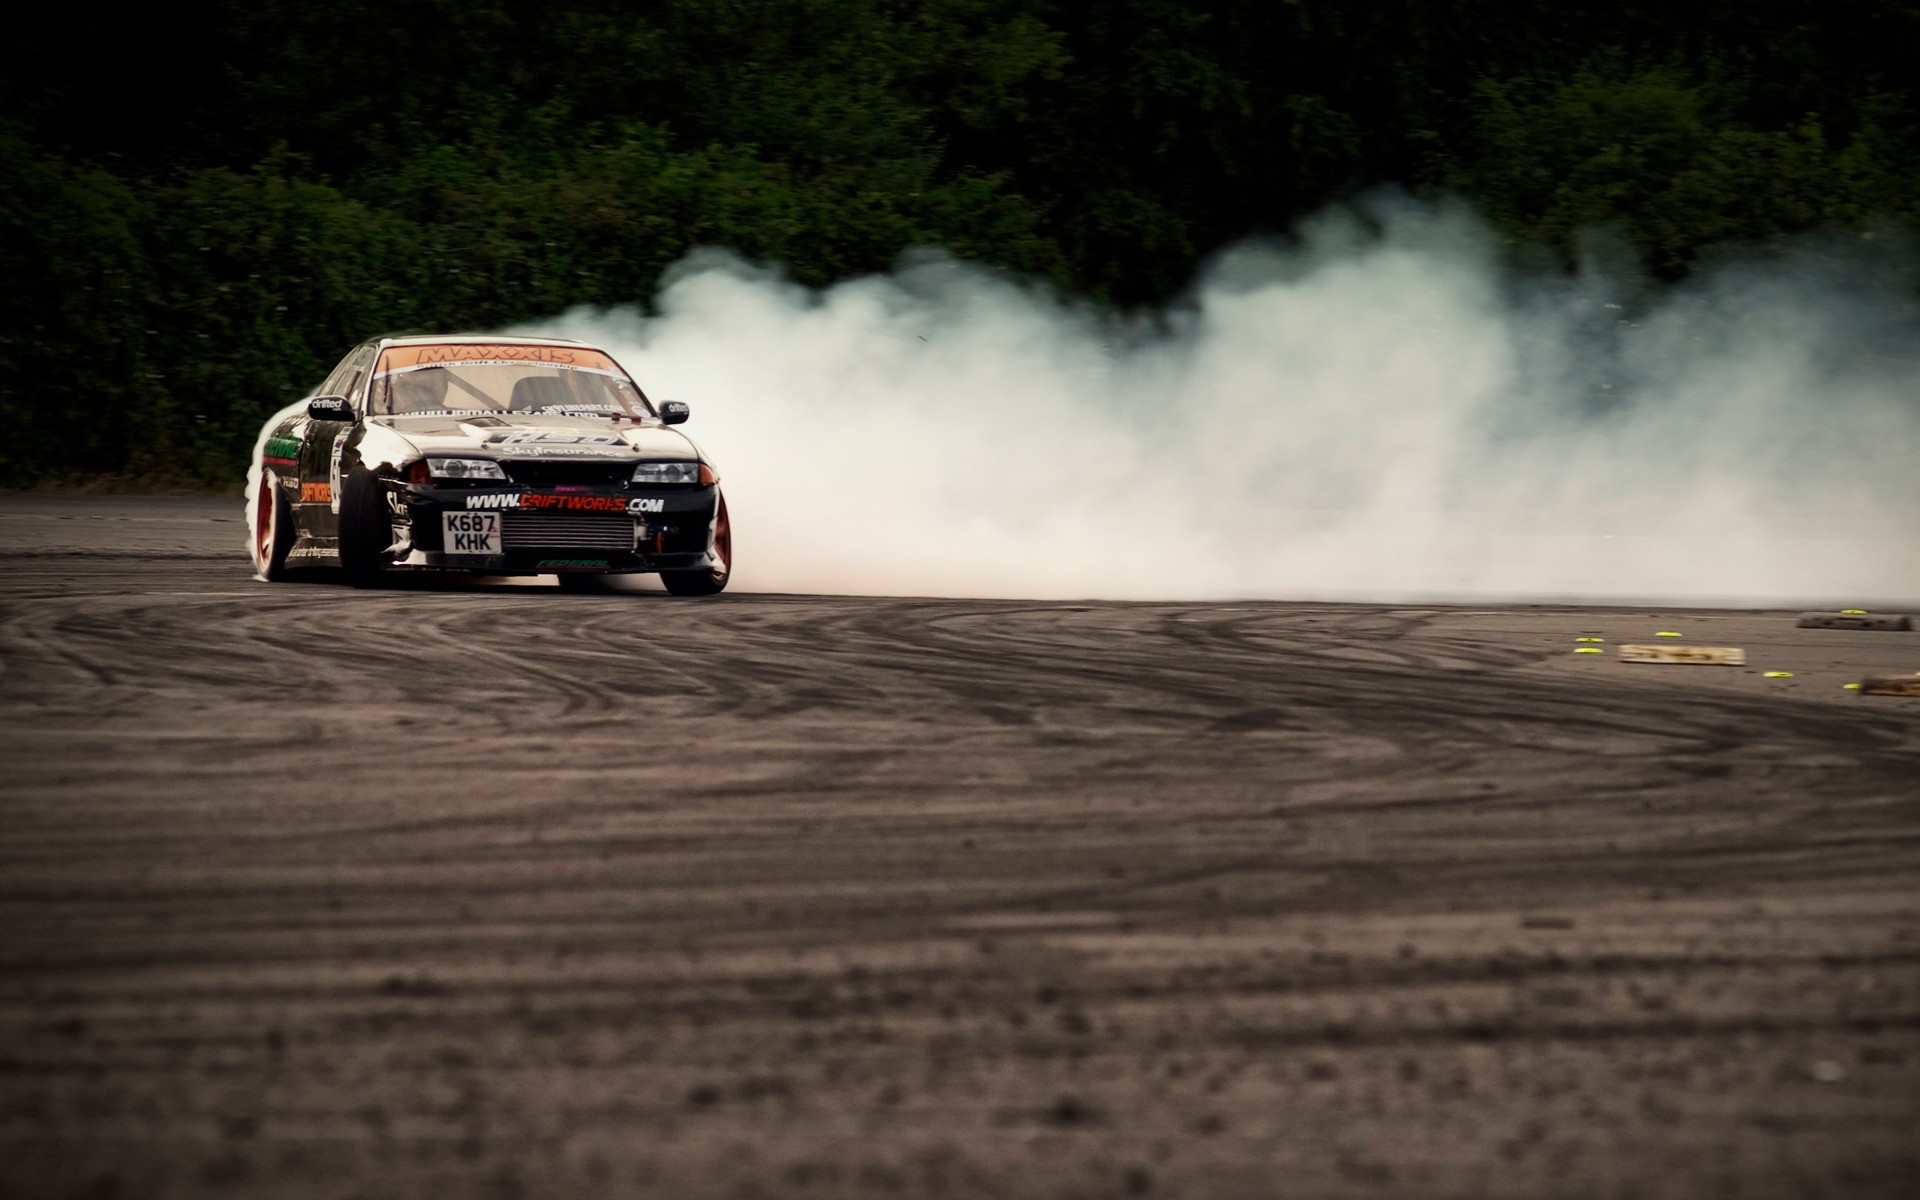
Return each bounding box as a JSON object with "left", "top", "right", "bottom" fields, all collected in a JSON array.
[
  {"left": 711, "top": 492, "right": 731, "bottom": 580},
  {"left": 254, "top": 474, "right": 274, "bottom": 570}
]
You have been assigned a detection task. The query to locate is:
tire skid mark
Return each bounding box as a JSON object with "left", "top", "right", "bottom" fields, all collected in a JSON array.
[{"left": 4, "top": 508, "right": 1919, "bottom": 1200}]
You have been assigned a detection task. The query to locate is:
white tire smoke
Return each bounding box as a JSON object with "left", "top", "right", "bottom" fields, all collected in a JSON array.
[{"left": 513, "top": 198, "right": 1916, "bottom": 604}]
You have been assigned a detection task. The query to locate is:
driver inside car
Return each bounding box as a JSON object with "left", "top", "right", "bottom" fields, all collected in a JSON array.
[{"left": 385, "top": 367, "right": 451, "bottom": 414}]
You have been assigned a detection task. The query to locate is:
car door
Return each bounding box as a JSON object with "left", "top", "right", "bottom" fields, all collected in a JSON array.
[{"left": 298, "top": 343, "right": 377, "bottom": 540}]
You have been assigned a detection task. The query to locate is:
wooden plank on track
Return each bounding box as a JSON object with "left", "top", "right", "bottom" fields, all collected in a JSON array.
[
  {"left": 1796, "top": 612, "right": 1912, "bottom": 631},
  {"left": 1860, "top": 675, "right": 1920, "bottom": 697},
  {"left": 1619, "top": 644, "right": 1747, "bottom": 666}
]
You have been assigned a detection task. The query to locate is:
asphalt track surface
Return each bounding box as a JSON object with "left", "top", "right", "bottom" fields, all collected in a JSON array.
[{"left": 2, "top": 493, "right": 1918, "bottom": 1200}]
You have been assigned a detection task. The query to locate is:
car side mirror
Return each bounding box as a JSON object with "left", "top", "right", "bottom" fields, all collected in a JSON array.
[
  {"left": 658, "top": 401, "right": 690, "bottom": 425},
  {"left": 307, "top": 395, "right": 354, "bottom": 422}
]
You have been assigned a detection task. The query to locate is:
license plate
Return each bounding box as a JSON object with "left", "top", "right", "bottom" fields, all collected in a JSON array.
[{"left": 442, "top": 510, "right": 501, "bottom": 555}]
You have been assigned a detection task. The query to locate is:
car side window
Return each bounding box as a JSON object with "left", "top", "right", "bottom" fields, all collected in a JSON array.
[
  {"left": 339, "top": 345, "right": 379, "bottom": 412},
  {"left": 317, "top": 350, "right": 358, "bottom": 400}
]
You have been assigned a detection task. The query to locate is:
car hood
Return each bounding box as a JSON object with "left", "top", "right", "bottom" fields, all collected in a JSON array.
[{"left": 371, "top": 412, "right": 702, "bottom": 461}]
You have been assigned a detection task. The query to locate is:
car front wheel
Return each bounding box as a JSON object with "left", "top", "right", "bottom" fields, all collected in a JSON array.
[
  {"left": 337, "top": 464, "right": 392, "bottom": 587},
  {"left": 660, "top": 490, "right": 731, "bottom": 597}
]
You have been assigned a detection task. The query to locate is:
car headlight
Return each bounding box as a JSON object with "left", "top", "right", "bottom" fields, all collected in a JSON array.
[
  {"left": 632, "top": 461, "right": 702, "bottom": 486},
  {"left": 427, "top": 458, "right": 507, "bottom": 481}
]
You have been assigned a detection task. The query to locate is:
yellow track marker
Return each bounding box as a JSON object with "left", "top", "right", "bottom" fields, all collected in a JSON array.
[
  {"left": 1843, "top": 683, "right": 1862, "bottom": 690},
  {"left": 1620, "top": 644, "right": 1745, "bottom": 666},
  {"left": 1842, "top": 609, "right": 1867, "bottom": 615},
  {"left": 1575, "top": 637, "right": 1605, "bottom": 643},
  {"left": 1763, "top": 671, "right": 1794, "bottom": 678},
  {"left": 1655, "top": 631, "right": 1683, "bottom": 638},
  {"left": 1574, "top": 647, "right": 1603, "bottom": 655}
]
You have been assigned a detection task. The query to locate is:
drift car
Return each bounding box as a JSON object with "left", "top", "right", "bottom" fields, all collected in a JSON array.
[{"left": 250, "top": 335, "right": 730, "bottom": 594}]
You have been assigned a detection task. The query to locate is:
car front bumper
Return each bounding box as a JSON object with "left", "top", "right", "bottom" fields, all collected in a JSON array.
[{"left": 384, "top": 482, "right": 723, "bottom": 575}]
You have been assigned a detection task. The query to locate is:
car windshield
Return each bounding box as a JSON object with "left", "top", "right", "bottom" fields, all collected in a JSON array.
[{"left": 370, "top": 344, "right": 655, "bottom": 419}]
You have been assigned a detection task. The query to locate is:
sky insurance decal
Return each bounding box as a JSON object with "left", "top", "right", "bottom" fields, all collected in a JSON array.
[{"left": 501, "top": 444, "right": 634, "bottom": 457}]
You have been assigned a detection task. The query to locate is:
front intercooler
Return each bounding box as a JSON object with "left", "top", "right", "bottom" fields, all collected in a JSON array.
[{"left": 500, "top": 510, "right": 635, "bottom": 551}]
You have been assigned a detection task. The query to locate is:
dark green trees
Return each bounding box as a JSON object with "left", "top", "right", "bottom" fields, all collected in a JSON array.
[{"left": 4, "top": 1, "right": 1916, "bottom": 486}]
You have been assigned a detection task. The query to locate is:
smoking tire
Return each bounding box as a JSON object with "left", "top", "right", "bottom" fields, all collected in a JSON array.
[
  {"left": 337, "top": 465, "right": 391, "bottom": 588},
  {"left": 252, "top": 471, "right": 294, "bottom": 581},
  {"left": 660, "top": 489, "right": 731, "bottom": 597}
]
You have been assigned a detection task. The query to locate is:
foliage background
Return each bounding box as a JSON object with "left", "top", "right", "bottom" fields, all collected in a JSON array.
[{"left": 4, "top": 1, "right": 1917, "bottom": 487}]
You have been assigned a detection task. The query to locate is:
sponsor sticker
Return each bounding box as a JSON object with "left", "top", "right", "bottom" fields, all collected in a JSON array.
[
  {"left": 513, "top": 445, "right": 630, "bottom": 457},
  {"left": 442, "top": 511, "right": 502, "bottom": 555},
  {"left": 463, "top": 491, "right": 630, "bottom": 513},
  {"left": 627, "top": 497, "right": 664, "bottom": 514},
  {"left": 375, "top": 344, "right": 621, "bottom": 373},
  {"left": 539, "top": 558, "right": 607, "bottom": 569},
  {"left": 300, "top": 482, "right": 332, "bottom": 504},
  {"left": 263, "top": 434, "right": 300, "bottom": 467},
  {"left": 521, "top": 493, "right": 627, "bottom": 512},
  {"left": 488, "top": 431, "right": 623, "bottom": 447}
]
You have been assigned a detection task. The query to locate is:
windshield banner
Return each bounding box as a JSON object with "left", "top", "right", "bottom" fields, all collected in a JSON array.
[{"left": 374, "top": 344, "right": 622, "bottom": 375}]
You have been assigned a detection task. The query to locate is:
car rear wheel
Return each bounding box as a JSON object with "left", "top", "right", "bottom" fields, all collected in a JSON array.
[
  {"left": 338, "top": 464, "right": 392, "bottom": 587},
  {"left": 252, "top": 471, "right": 294, "bottom": 580},
  {"left": 660, "top": 490, "right": 730, "bottom": 597}
]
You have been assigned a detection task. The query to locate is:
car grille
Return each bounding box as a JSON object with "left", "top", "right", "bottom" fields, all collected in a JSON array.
[
  {"left": 501, "top": 510, "right": 635, "bottom": 551},
  {"left": 502, "top": 459, "right": 634, "bottom": 487}
]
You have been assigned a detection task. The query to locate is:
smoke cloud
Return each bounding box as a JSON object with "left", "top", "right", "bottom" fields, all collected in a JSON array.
[{"left": 531, "top": 196, "right": 1919, "bottom": 605}]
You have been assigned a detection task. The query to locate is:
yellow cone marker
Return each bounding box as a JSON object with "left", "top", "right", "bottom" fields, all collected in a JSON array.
[
  {"left": 1764, "top": 671, "right": 1794, "bottom": 678},
  {"left": 1575, "top": 637, "right": 1605, "bottom": 643},
  {"left": 1842, "top": 609, "right": 1867, "bottom": 615},
  {"left": 1844, "top": 683, "right": 1862, "bottom": 690},
  {"left": 1574, "top": 647, "right": 1603, "bottom": 655},
  {"left": 1655, "top": 631, "right": 1683, "bottom": 638}
]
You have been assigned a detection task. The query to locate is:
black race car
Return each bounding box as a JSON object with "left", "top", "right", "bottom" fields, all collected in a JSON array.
[{"left": 249, "top": 335, "right": 730, "bottom": 594}]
